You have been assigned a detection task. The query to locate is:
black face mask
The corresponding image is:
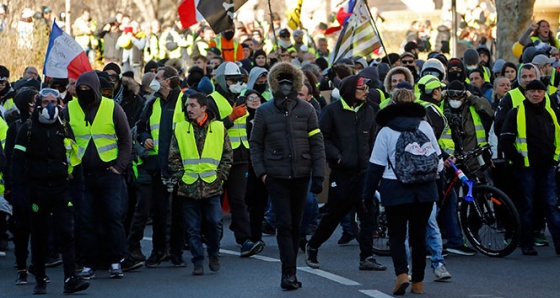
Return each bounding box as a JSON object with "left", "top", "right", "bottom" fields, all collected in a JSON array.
[
  {"left": 223, "top": 31, "right": 234, "bottom": 40},
  {"left": 448, "top": 70, "right": 465, "bottom": 82},
  {"left": 254, "top": 83, "right": 267, "bottom": 93},
  {"left": 77, "top": 89, "right": 97, "bottom": 105},
  {"left": 280, "top": 82, "right": 293, "bottom": 96}
]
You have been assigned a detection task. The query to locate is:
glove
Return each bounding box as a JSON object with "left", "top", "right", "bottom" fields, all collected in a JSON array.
[
  {"left": 310, "top": 176, "right": 324, "bottom": 194},
  {"left": 161, "top": 176, "right": 177, "bottom": 193},
  {"left": 228, "top": 103, "right": 247, "bottom": 121}
]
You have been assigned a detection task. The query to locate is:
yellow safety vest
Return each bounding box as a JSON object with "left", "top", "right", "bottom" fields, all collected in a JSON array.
[
  {"left": 211, "top": 91, "right": 249, "bottom": 149},
  {"left": 515, "top": 102, "right": 560, "bottom": 167},
  {"left": 469, "top": 105, "right": 488, "bottom": 146},
  {"left": 0, "top": 117, "right": 7, "bottom": 195},
  {"left": 2, "top": 98, "right": 14, "bottom": 111},
  {"left": 379, "top": 97, "right": 392, "bottom": 109},
  {"left": 171, "top": 92, "right": 186, "bottom": 129},
  {"left": 67, "top": 97, "right": 118, "bottom": 162},
  {"left": 149, "top": 98, "right": 162, "bottom": 156},
  {"left": 175, "top": 120, "right": 224, "bottom": 184},
  {"left": 549, "top": 69, "right": 557, "bottom": 95}
]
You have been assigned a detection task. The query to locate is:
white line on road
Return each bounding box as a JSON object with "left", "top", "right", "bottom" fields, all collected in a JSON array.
[
  {"left": 359, "top": 290, "right": 394, "bottom": 298},
  {"left": 297, "top": 266, "right": 361, "bottom": 286},
  {"left": 142, "top": 237, "right": 152, "bottom": 241},
  {"left": 219, "top": 249, "right": 280, "bottom": 262}
]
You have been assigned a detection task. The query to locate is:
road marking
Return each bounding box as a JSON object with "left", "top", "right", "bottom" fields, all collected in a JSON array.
[
  {"left": 142, "top": 237, "right": 152, "bottom": 241},
  {"left": 297, "top": 267, "right": 361, "bottom": 286},
  {"left": 219, "top": 249, "right": 280, "bottom": 262},
  {"left": 359, "top": 290, "right": 394, "bottom": 298}
]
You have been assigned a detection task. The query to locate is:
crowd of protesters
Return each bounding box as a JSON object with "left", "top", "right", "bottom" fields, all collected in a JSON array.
[{"left": 0, "top": 1, "right": 560, "bottom": 296}]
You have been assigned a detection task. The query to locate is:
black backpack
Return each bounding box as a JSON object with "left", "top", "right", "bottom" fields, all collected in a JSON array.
[{"left": 388, "top": 126, "right": 439, "bottom": 184}]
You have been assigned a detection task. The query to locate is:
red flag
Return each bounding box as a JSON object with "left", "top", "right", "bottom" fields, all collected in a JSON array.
[{"left": 178, "top": 0, "right": 201, "bottom": 29}]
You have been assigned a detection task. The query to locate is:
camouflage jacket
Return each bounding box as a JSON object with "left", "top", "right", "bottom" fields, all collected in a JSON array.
[{"left": 168, "top": 116, "right": 233, "bottom": 200}]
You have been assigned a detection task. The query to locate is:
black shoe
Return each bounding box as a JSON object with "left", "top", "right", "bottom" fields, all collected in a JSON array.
[
  {"left": 192, "top": 265, "right": 204, "bottom": 275},
  {"left": 128, "top": 248, "right": 146, "bottom": 262},
  {"left": 281, "top": 274, "right": 302, "bottom": 290},
  {"left": 121, "top": 257, "right": 144, "bottom": 271},
  {"left": 16, "top": 270, "right": 28, "bottom": 285},
  {"left": 522, "top": 247, "right": 538, "bottom": 256},
  {"left": 299, "top": 237, "right": 307, "bottom": 253},
  {"left": 305, "top": 244, "right": 320, "bottom": 269},
  {"left": 45, "top": 255, "right": 62, "bottom": 268},
  {"left": 28, "top": 264, "right": 50, "bottom": 283},
  {"left": 145, "top": 251, "right": 168, "bottom": 268},
  {"left": 169, "top": 254, "right": 186, "bottom": 267},
  {"left": 63, "top": 276, "right": 89, "bottom": 294},
  {"left": 337, "top": 233, "right": 356, "bottom": 245},
  {"left": 262, "top": 221, "right": 276, "bottom": 235},
  {"left": 240, "top": 240, "right": 263, "bottom": 258},
  {"left": 33, "top": 279, "right": 47, "bottom": 295}
]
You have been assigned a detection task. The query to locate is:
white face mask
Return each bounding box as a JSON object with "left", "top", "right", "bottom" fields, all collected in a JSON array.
[
  {"left": 149, "top": 79, "right": 161, "bottom": 93},
  {"left": 465, "top": 65, "right": 477, "bottom": 71},
  {"left": 229, "top": 82, "right": 246, "bottom": 94},
  {"left": 278, "top": 39, "right": 292, "bottom": 49},
  {"left": 449, "top": 99, "right": 463, "bottom": 109}
]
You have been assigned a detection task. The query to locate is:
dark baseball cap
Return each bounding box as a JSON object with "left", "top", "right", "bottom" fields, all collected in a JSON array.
[{"left": 279, "top": 29, "right": 290, "bottom": 38}]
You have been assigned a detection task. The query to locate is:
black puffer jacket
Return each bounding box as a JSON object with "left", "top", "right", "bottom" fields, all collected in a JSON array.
[
  {"left": 321, "top": 75, "right": 376, "bottom": 171},
  {"left": 250, "top": 62, "right": 326, "bottom": 179}
]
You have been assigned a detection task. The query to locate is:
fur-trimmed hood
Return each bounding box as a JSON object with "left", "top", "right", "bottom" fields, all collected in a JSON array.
[
  {"left": 268, "top": 62, "right": 304, "bottom": 94},
  {"left": 121, "top": 76, "right": 140, "bottom": 95},
  {"left": 375, "top": 102, "right": 426, "bottom": 131},
  {"left": 383, "top": 66, "right": 414, "bottom": 95}
]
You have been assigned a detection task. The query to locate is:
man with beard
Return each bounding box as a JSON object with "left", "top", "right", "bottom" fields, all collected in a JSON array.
[{"left": 209, "top": 28, "right": 243, "bottom": 62}]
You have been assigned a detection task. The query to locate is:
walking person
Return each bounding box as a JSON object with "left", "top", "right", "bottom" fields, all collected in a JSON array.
[
  {"left": 167, "top": 92, "right": 233, "bottom": 275},
  {"left": 362, "top": 94, "right": 443, "bottom": 295},
  {"left": 250, "top": 62, "right": 326, "bottom": 290},
  {"left": 12, "top": 88, "right": 89, "bottom": 294}
]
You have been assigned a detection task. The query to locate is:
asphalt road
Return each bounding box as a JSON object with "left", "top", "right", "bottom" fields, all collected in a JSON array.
[{"left": 1, "top": 219, "right": 558, "bottom": 297}]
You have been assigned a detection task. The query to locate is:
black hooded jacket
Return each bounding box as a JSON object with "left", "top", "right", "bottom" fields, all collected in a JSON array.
[{"left": 320, "top": 75, "right": 376, "bottom": 172}]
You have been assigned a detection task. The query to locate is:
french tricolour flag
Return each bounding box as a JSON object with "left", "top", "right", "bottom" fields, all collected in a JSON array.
[
  {"left": 178, "top": 0, "right": 205, "bottom": 29},
  {"left": 43, "top": 22, "right": 92, "bottom": 80}
]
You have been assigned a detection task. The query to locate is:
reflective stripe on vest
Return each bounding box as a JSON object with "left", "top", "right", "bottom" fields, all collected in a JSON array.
[
  {"left": 469, "top": 105, "right": 488, "bottom": 146},
  {"left": 68, "top": 97, "right": 118, "bottom": 162},
  {"left": 438, "top": 126, "right": 455, "bottom": 155},
  {"left": 515, "top": 102, "right": 560, "bottom": 167},
  {"left": 211, "top": 91, "right": 249, "bottom": 149},
  {"left": 175, "top": 120, "right": 225, "bottom": 184},
  {"left": 171, "top": 92, "right": 185, "bottom": 129},
  {"left": 149, "top": 97, "right": 162, "bottom": 155}
]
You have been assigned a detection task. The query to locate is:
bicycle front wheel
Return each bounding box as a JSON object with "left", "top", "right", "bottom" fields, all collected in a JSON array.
[
  {"left": 372, "top": 206, "right": 391, "bottom": 256},
  {"left": 459, "top": 184, "right": 521, "bottom": 257}
]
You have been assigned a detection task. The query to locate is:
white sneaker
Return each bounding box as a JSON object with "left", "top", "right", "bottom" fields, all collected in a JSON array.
[{"left": 434, "top": 263, "right": 451, "bottom": 281}]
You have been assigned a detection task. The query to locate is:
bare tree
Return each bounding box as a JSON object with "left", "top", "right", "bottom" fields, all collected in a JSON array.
[{"left": 495, "top": 0, "right": 535, "bottom": 62}]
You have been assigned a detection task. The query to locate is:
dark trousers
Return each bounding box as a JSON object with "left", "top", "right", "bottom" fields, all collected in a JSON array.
[
  {"left": 516, "top": 167, "right": 560, "bottom": 249},
  {"left": 183, "top": 195, "right": 222, "bottom": 266},
  {"left": 385, "top": 201, "right": 432, "bottom": 282},
  {"left": 223, "top": 163, "right": 251, "bottom": 244},
  {"left": 127, "top": 167, "right": 170, "bottom": 254},
  {"left": 75, "top": 170, "right": 126, "bottom": 266},
  {"left": 11, "top": 191, "right": 31, "bottom": 271},
  {"left": 245, "top": 165, "right": 268, "bottom": 242},
  {"left": 170, "top": 190, "right": 186, "bottom": 256},
  {"left": 308, "top": 171, "right": 375, "bottom": 260},
  {"left": 30, "top": 187, "right": 76, "bottom": 279},
  {"left": 266, "top": 177, "right": 309, "bottom": 275}
]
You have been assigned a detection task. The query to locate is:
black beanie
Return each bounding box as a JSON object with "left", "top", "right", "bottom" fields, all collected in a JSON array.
[
  {"left": 525, "top": 79, "right": 546, "bottom": 91},
  {"left": 103, "top": 62, "right": 121, "bottom": 75},
  {"left": 447, "top": 80, "right": 465, "bottom": 92},
  {"left": 144, "top": 60, "right": 159, "bottom": 73}
]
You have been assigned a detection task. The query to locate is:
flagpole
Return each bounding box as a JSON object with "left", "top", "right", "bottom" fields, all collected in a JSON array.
[
  {"left": 267, "top": 0, "right": 278, "bottom": 51},
  {"left": 363, "top": 0, "right": 391, "bottom": 68}
]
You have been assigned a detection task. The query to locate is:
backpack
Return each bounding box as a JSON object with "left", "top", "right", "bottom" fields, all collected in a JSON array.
[{"left": 388, "top": 126, "right": 439, "bottom": 184}]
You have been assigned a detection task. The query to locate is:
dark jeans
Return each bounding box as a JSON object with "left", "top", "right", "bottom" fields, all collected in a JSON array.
[
  {"left": 438, "top": 188, "right": 464, "bottom": 248},
  {"left": 11, "top": 190, "right": 31, "bottom": 271},
  {"left": 75, "top": 170, "right": 127, "bottom": 266},
  {"left": 266, "top": 176, "right": 309, "bottom": 275},
  {"left": 515, "top": 167, "right": 560, "bottom": 249},
  {"left": 183, "top": 195, "right": 222, "bottom": 266},
  {"left": 127, "top": 167, "right": 170, "bottom": 254},
  {"left": 170, "top": 190, "right": 186, "bottom": 256},
  {"left": 223, "top": 163, "right": 252, "bottom": 244},
  {"left": 245, "top": 165, "right": 268, "bottom": 242},
  {"left": 308, "top": 171, "right": 375, "bottom": 260},
  {"left": 385, "top": 202, "right": 432, "bottom": 282},
  {"left": 29, "top": 187, "right": 76, "bottom": 279}
]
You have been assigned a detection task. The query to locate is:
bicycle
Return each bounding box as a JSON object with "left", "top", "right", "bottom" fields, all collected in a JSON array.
[{"left": 372, "top": 144, "right": 521, "bottom": 257}]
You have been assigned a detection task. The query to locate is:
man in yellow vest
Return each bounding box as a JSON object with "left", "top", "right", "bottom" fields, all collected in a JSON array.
[
  {"left": 206, "top": 62, "right": 265, "bottom": 257},
  {"left": 129, "top": 66, "right": 184, "bottom": 267},
  {"left": 499, "top": 79, "right": 560, "bottom": 257},
  {"left": 167, "top": 92, "right": 233, "bottom": 275},
  {"left": 62, "top": 71, "right": 132, "bottom": 279}
]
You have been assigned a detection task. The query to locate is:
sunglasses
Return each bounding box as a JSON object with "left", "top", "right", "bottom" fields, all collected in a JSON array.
[
  {"left": 401, "top": 59, "right": 415, "bottom": 65},
  {"left": 247, "top": 95, "right": 260, "bottom": 102},
  {"left": 39, "top": 88, "right": 60, "bottom": 98},
  {"left": 280, "top": 54, "right": 289, "bottom": 57},
  {"left": 229, "top": 77, "right": 248, "bottom": 83},
  {"left": 356, "top": 85, "right": 369, "bottom": 92}
]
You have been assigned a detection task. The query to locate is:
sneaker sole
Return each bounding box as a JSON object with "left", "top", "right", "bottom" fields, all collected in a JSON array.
[
  {"left": 434, "top": 275, "right": 452, "bottom": 281},
  {"left": 446, "top": 248, "right": 476, "bottom": 256},
  {"left": 240, "top": 243, "right": 264, "bottom": 258},
  {"left": 122, "top": 262, "right": 144, "bottom": 272},
  {"left": 305, "top": 260, "right": 320, "bottom": 269},
  {"left": 16, "top": 281, "right": 28, "bottom": 285},
  {"left": 79, "top": 274, "right": 95, "bottom": 280},
  {"left": 110, "top": 273, "right": 124, "bottom": 278}
]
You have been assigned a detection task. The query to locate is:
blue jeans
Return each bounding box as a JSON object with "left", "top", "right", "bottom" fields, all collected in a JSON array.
[
  {"left": 426, "top": 202, "right": 444, "bottom": 269},
  {"left": 439, "top": 188, "right": 464, "bottom": 248},
  {"left": 515, "top": 167, "right": 560, "bottom": 249},
  {"left": 264, "top": 201, "right": 276, "bottom": 227},
  {"left": 183, "top": 195, "right": 222, "bottom": 266},
  {"left": 301, "top": 180, "right": 319, "bottom": 236}
]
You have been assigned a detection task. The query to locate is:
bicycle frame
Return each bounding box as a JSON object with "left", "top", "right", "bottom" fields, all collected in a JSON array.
[{"left": 442, "top": 160, "right": 475, "bottom": 203}]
